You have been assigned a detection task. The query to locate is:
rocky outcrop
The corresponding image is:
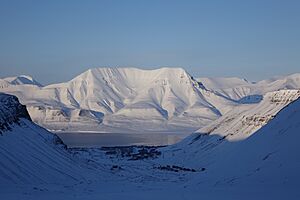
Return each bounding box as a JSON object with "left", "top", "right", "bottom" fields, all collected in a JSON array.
[{"left": 0, "top": 93, "right": 31, "bottom": 132}]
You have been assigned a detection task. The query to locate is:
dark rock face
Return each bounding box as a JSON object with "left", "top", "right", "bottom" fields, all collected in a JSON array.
[
  {"left": 0, "top": 92, "right": 67, "bottom": 148},
  {"left": 0, "top": 93, "right": 31, "bottom": 132}
]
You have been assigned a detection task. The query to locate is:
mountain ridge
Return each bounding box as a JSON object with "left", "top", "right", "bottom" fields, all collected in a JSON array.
[
  {"left": 1, "top": 67, "right": 299, "bottom": 133},
  {"left": 0, "top": 67, "right": 233, "bottom": 132}
]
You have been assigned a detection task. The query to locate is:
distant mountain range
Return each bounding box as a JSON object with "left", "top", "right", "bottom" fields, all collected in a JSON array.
[{"left": 0, "top": 68, "right": 299, "bottom": 133}]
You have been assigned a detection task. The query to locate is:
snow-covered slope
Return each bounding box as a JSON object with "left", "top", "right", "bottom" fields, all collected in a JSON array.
[
  {"left": 0, "top": 93, "right": 32, "bottom": 131},
  {"left": 0, "top": 79, "right": 10, "bottom": 89},
  {"left": 1, "top": 69, "right": 300, "bottom": 133},
  {"left": 3, "top": 75, "right": 43, "bottom": 87},
  {"left": 202, "top": 93, "right": 300, "bottom": 186},
  {"left": 159, "top": 89, "right": 300, "bottom": 188},
  {"left": 0, "top": 68, "right": 236, "bottom": 132},
  {"left": 1, "top": 91, "right": 299, "bottom": 198},
  {"left": 197, "top": 77, "right": 250, "bottom": 91},
  {"left": 0, "top": 93, "right": 97, "bottom": 185},
  {"left": 198, "top": 73, "right": 300, "bottom": 101},
  {"left": 162, "top": 89, "right": 300, "bottom": 166},
  {"left": 196, "top": 89, "right": 300, "bottom": 141}
]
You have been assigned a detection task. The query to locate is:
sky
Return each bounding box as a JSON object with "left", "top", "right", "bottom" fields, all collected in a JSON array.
[{"left": 0, "top": 0, "right": 299, "bottom": 85}]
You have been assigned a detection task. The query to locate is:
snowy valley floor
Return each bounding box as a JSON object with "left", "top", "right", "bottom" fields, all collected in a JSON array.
[
  {"left": 1, "top": 143, "right": 300, "bottom": 200},
  {"left": 2, "top": 183, "right": 300, "bottom": 200},
  {"left": 1, "top": 91, "right": 300, "bottom": 199}
]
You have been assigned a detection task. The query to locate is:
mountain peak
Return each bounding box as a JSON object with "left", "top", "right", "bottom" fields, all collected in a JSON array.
[
  {"left": 81, "top": 67, "right": 187, "bottom": 76},
  {"left": 3, "top": 75, "right": 43, "bottom": 87},
  {"left": 0, "top": 93, "right": 31, "bottom": 132},
  {"left": 71, "top": 67, "right": 191, "bottom": 87}
]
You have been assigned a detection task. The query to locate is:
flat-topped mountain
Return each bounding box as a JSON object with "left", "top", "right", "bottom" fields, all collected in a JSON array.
[
  {"left": 1, "top": 68, "right": 300, "bottom": 133},
  {"left": 0, "top": 68, "right": 235, "bottom": 132}
]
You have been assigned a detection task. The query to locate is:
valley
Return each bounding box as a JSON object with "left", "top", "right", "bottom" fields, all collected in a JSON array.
[{"left": 1, "top": 68, "right": 300, "bottom": 199}]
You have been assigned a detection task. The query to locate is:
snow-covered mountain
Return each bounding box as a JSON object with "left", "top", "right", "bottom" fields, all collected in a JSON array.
[
  {"left": 0, "top": 93, "right": 97, "bottom": 185},
  {"left": 210, "top": 96, "right": 300, "bottom": 186},
  {"left": 198, "top": 93, "right": 300, "bottom": 187},
  {"left": 1, "top": 68, "right": 300, "bottom": 134},
  {"left": 196, "top": 89, "right": 300, "bottom": 141},
  {"left": 159, "top": 89, "right": 300, "bottom": 188},
  {"left": 2, "top": 75, "right": 43, "bottom": 87},
  {"left": 162, "top": 89, "right": 300, "bottom": 165},
  {"left": 0, "top": 68, "right": 236, "bottom": 132},
  {"left": 1, "top": 89, "right": 300, "bottom": 198},
  {"left": 198, "top": 73, "right": 300, "bottom": 101}
]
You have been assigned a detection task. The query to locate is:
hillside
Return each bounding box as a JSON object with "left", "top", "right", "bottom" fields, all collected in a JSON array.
[
  {"left": 0, "top": 68, "right": 235, "bottom": 132},
  {"left": 155, "top": 89, "right": 300, "bottom": 195},
  {"left": 1, "top": 69, "right": 300, "bottom": 134},
  {"left": 1, "top": 89, "right": 299, "bottom": 199},
  {"left": 3, "top": 75, "right": 43, "bottom": 87},
  {"left": 161, "top": 89, "right": 300, "bottom": 167},
  {"left": 198, "top": 73, "right": 300, "bottom": 100},
  {"left": 203, "top": 92, "right": 300, "bottom": 187},
  {"left": 0, "top": 93, "right": 98, "bottom": 185}
]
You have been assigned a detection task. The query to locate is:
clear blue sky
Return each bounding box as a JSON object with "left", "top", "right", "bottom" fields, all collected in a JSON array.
[{"left": 0, "top": 0, "right": 299, "bottom": 84}]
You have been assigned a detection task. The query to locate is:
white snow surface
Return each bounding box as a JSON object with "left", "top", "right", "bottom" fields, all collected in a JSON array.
[
  {"left": 0, "top": 93, "right": 103, "bottom": 185},
  {"left": 152, "top": 90, "right": 300, "bottom": 199},
  {"left": 197, "top": 93, "right": 300, "bottom": 187},
  {"left": 0, "top": 67, "right": 236, "bottom": 132},
  {"left": 198, "top": 73, "right": 300, "bottom": 100},
  {"left": 1, "top": 68, "right": 300, "bottom": 134},
  {"left": 197, "top": 89, "right": 300, "bottom": 141},
  {"left": 1, "top": 91, "right": 300, "bottom": 199},
  {"left": 162, "top": 90, "right": 300, "bottom": 166},
  {"left": 3, "top": 75, "right": 43, "bottom": 87}
]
